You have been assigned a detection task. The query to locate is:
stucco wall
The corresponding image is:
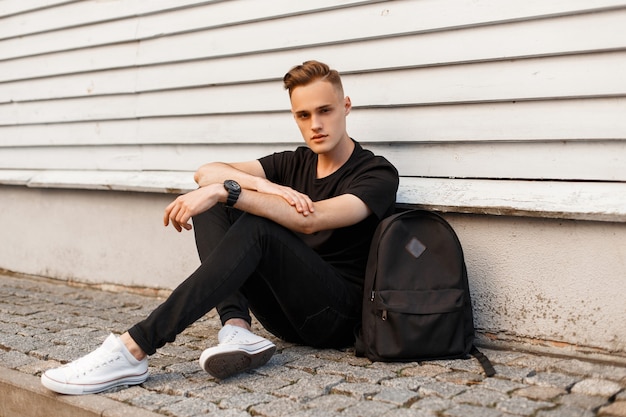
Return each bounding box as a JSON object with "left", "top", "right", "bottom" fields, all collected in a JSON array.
[{"left": 2, "top": 186, "right": 624, "bottom": 361}]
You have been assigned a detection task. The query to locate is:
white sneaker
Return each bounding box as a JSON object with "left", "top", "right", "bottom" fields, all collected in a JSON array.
[
  {"left": 199, "top": 325, "right": 276, "bottom": 379},
  {"left": 41, "top": 334, "right": 149, "bottom": 395}
]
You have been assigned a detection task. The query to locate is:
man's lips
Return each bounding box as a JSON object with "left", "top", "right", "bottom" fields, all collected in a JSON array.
[{"left": 311, "top": 134, "right": 327, "bottom": 141}]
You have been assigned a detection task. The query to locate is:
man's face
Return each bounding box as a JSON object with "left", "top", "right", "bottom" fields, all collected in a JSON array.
[{"left": 290, "top": 79, "right": 351, "bottom": 155}]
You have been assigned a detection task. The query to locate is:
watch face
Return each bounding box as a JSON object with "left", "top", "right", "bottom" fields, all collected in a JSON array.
[{"left": 225, "top": 180, "right": 240, "bottom": 191}]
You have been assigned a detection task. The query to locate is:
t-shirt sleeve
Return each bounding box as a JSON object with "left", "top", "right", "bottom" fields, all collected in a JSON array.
[
  {"left": 348, "top": 157, "right": 399, "bottom": 220},
  {"left": 258, "top": 151, "right": 292, "bottom": 184}
]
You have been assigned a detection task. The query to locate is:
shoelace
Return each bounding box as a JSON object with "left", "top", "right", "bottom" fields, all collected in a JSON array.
[
  {"left": 64, "top": 348, "right": 122, "bottom": 378},
  {"left": 221, "top": 328, "right": 256, "bottom": 345}
]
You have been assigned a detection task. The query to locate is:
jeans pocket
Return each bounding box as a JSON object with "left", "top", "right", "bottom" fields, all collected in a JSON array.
[{"left": 299, "top": 306, "right": 358, "bottom": 348}]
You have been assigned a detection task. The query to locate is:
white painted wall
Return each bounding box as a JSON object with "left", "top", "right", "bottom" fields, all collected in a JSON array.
[{"left": 1, "top": 0, "right": 625, "bottom": 359}]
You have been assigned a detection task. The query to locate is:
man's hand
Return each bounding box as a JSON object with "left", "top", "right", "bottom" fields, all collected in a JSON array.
[
  {"left": 163, "top": 184, "right": 225, "bottom": 232},
  {"left": 256, "top": 179, "right": 315, "bottom": 216}
]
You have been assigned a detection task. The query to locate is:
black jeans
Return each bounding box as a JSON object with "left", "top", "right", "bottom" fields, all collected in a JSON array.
[{"left": 128, "top": 204, "right": 362, "bottom": 355}]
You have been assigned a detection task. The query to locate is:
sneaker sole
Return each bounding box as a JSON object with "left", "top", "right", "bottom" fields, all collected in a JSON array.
[
  {"left": 41, "top": 371, "right": 149, "bottom": 395},
  {"left": 199, "top": 344, "right": 276, "bottom": 379}
]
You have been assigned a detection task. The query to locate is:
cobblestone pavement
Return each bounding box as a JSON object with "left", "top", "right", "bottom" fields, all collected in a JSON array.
[{"left": 1, "top": 272, "right": 625, "bottom": 417}]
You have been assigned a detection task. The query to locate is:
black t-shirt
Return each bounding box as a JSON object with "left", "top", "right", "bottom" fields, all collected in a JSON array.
[{"left": 258, "top": 140, "right": 399, "bottom": 285}]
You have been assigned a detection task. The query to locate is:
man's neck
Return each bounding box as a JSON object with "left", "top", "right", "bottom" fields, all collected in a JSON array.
[{"left": 316, "top": 135, "right": 355, "bottom": 179}]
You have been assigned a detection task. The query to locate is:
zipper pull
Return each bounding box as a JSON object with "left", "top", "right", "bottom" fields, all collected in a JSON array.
[
  {"left": 381, "top": 310, "right": 387, "bottom": 320},
  {"left": 370, "top": 291, "right": 375, "bottom": 302}
]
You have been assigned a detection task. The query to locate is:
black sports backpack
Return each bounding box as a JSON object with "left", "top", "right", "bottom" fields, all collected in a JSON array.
[{"left": 355, "top": 209, "right": 495, "bottom": 377}]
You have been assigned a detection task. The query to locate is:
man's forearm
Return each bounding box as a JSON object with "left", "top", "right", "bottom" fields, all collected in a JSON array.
[
  {"left": 234, "top": 189, "right": 316, "bottom": 234},
  {"left": 194, "top": 162, "right": 264, "bottom": 190}
]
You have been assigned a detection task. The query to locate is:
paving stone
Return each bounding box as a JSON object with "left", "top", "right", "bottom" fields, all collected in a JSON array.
[
  {"left": 207, "top": 410, "right": 252, "bottom": 417},
  {"left": 427, "top": 358, "right": 483, "bottom": 374},
  {"left": 249, "top": 397, "right": 304, "bottom": 417},
  {"left": 383, "top": 407, "right": 437, "bottom": 417},
  {"left": 142, "top": 370, "right": 215, "bottom": 397},
  {"left": 442, "top": 403, "right": 508, "bottom": 417},
  {"left": 571, "top": 378, "right": 623, "bottom": 397},
  {"left": 317, "top": 361, "right": 396, "bottom": 383},
  {"left": 127, "top": 392, "right": 184, "bottom": 413},
  {"left": 218, "top": 392, "right": 277, "bottom": 410},
  {"left": 399, "top": 363, "right": 449, "bottom": 378},
  {"left": 236, "top": 374, "right": 293, "bottom": 394},
  {"left": 368, "top": 360, "right": 412, "bottom": 373},
  {"left": 0, "top": 349, "right": 37, "bottom": 369},
  {"left": 158, "top": 397, "right": 220, "bottom": 417},
  {"left": 274, "top": 375, "right": 344, "bottom": 401},
  {"left": 509, "top": 353, "right": 563, "bottom": 372},
  {"left": 409, "top": 396, "right": 456, "bottom": 413},
  {"left": 554, "top": 359, "right": 626, "bottom": 383},
  {"left": 417, "top": 380, "right": 468, "bottom": 399},
  {"left": 373, "top": 387, "right": 420, "bottom": 406},
  {"left": 291, "top": 408, "right": 339, "bottom": 417},
  {"left": 557, "top": 392, "right": 610, "bottom": 410},
  {"left": 495, "top": 396, "right": 554, "bottom": 416},
  {"left": 331, "top": 382, "right": 383, "bottom": 399},
  {"left": 17, "top": 357, "right": 58, "bottom": 376},
  {"left": 186, "top": 381, "right": 248, "bottom": 403},
  {"left": 452, "top": 386, "right": 509, "bottom": 407},
  {"left": 165, "top": 359, "right": 205, "bottom": 376},
  {"left": 339, "top": 399, "right": 396, "bottom": 417},
  {"left": 480, "top": 376, "right": 527, "bottom": 393},
  {"left": 599, "top": 401, "right": 626, "bottom": 417},
  {"left": 513, "top": 385, "right": 566, "bottom": 401},
  {"left": 536, "top": 404, "right": 594, "bottom": 417},
  {"left": 469, "top": 348, "right": 527, "bottom": 365},
  {"left": 524, "top": 371, "right": 581, "bottom": 389},
  {"left": 492, "top": 364, "right": 536, "bottom": 382},
  {"left": 435, "top": 370, "right": 485, "bottom": 385},
  {"left": 304, "top": 393, "right": 359, "bottom": 412},
  {"left": 286, "top": 356, "right": 332, "bottom": 373},
  {"left": 380, "top": 375, "right": 431, "bottom": 391}
]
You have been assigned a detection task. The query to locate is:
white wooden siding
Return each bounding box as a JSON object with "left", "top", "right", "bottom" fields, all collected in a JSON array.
[{"left": 1, "top": 0, "right": 625, "bottom": 220}]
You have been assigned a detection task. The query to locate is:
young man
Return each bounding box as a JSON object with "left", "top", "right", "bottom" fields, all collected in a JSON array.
[{"left": 41, "top": 60, "right": 399, "bottom": 395}]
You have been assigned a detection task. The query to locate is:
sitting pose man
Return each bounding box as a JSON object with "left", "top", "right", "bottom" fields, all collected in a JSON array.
[{"left": 41, "top": 60, "right": 399, "bottom": 395}]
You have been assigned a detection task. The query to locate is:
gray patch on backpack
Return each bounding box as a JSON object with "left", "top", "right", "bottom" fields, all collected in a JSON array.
[{"left": 405, "top": 237, "right": 426, "bottom": 258}]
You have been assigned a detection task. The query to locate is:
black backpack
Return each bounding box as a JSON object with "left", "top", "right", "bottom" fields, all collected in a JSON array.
[{"left": 355, "top": 209, "right": 495, "bottom": 377}]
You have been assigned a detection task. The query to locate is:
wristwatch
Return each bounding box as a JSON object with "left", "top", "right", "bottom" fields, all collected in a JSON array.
[{"left": 223, "top": 180, "right": 241, "bottom": 207}]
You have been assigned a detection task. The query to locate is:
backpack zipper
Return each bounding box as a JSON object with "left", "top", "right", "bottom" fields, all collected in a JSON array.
[{"left": 371, "top": 291, "right": 388, "bottom": 320}]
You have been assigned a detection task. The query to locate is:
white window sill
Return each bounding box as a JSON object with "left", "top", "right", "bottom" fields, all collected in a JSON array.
[{"left": 2, "top": 170, "right": 624, "bottom": 222}]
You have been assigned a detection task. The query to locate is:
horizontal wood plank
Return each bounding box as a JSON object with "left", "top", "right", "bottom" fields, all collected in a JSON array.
[
  {"left": 0, "top": 0, "right": 371, "bottom": 40},
  {"left": 1, "top": 98, "right": 625, "bottom": 146},
  {"left": 3, "top": 48, "right": 626, "bottom": 106},
  {"left": 0, "top": 0, "right": 75, "bottom": 18},
  {"left": 0, "top": 97, "right": 626, "bottom": 147},
  {"left": 2, "top": 53, "right": 625, "bottom": 124},
  {"left": 1, "top": 139, "right": 624, "bottom": 181},
  {"left": 2, "top": 9, "right": 625, "bottom": 85}
]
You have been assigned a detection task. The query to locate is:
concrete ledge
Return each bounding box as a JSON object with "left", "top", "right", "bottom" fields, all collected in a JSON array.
[
  {"left": 0, "top": 366, "right": 161, "bottom": 417},
  {"left": 1, "top": 169, "right": 625, "bottom": 222}
]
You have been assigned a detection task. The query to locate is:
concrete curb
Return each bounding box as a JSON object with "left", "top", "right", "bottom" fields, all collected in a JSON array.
[{"left": 0, "top": 366, "right": 161, "bottom": 417}]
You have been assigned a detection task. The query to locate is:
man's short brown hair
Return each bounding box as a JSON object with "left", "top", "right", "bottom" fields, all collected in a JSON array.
[{"left": 283, "top": 60, "right": 344, "bottom": 97}]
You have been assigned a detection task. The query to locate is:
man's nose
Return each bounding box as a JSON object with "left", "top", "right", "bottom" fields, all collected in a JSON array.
[{"left": 311, "top": 114, "right": 322, "bottom": 131}]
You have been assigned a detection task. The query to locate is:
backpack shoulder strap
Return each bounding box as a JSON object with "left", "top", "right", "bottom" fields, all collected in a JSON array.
[{"left": 470, "top": 346, "right": 496, "bottom": 377}]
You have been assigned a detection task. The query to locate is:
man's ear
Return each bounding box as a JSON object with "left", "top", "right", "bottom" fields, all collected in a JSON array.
[{"left": 344, "top": 96, "right": 352, "bottom": 115}]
